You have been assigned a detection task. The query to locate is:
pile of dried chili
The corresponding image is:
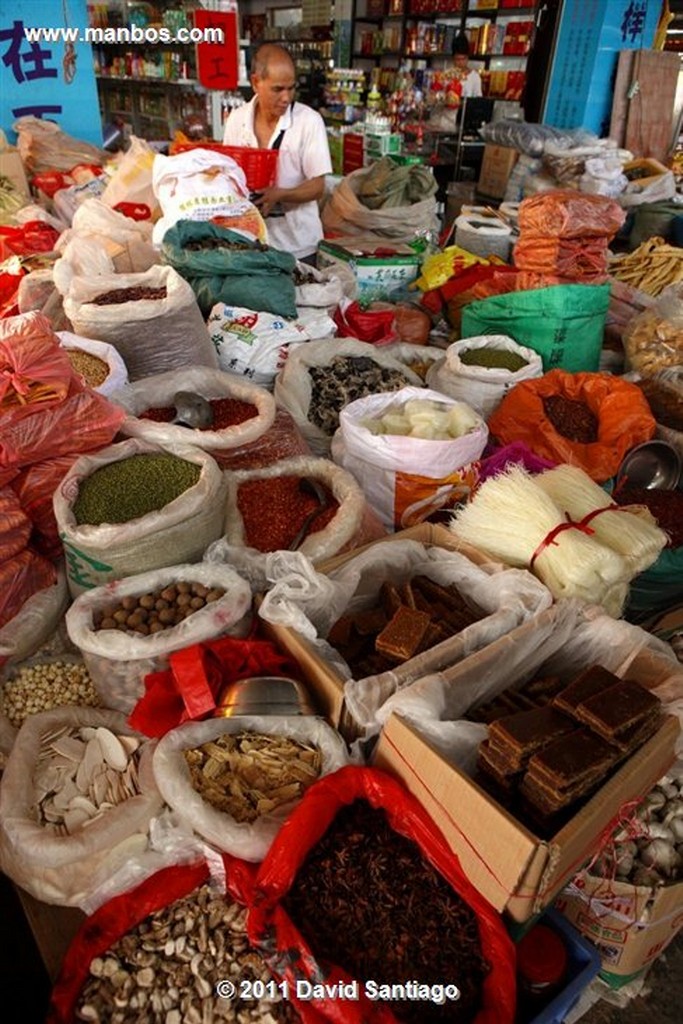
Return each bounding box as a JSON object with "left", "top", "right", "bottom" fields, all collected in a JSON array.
[
  {"left": 140, "top": 397, "right": 257, "bottom": 430},
  {"left": 283, "top": 800, "right": 489, "bottom": 1024},
  {"left": 236, "top": 475, "right": 338, "bottom": 552},
  {"left": 614, "top": 486, "right": 683, "bottom": 548},
  {"left": 543, "top": 394, "right": 599, "bottom": 444}
]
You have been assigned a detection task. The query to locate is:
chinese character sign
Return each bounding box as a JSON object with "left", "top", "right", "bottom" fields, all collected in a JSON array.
[
  {"left": 0, "top": 0, "right": 102, "bottom": 144},
  {"left": 543, "top": 0, "right": 660, "bottom": 133},
  {"left": 195, "top": 9, "right": 238, "bottom": 91}
]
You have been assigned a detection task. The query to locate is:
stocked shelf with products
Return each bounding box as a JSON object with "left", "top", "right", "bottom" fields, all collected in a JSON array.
[{"left": 350, "top": 0, "right": 537, "bottom": 100}]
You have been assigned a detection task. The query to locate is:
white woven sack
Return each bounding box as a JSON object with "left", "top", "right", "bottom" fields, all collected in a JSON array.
[
  {"left": 54, "top": 439, "right": 227, "bottom": 596},
  {"left": 112, "top": 366, "right": 275, "bottom": 450},
  {"left": 58, "top": 330, "right": 129, "bottom": 397},
  {"left": 426, "top": 335, "right": 543, "bottom": 419}
]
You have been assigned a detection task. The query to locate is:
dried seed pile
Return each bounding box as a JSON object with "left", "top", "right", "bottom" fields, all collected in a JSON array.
[
  {"left": 66, "top": 349, "right": 110, "bottom": 388},
  {"left": 90, "top": 286, "right": 167, "bottom": 305},
  {"left": 92, "top": 582, "right": 227, "bottom": 637},
  {"left": 543, "top": 394, "right": 599, "bottom": 444},
  {"left": 0, "top": 661, "right": 100, "bottom": 729},
  {"left": 35, "top": 725, "right": 142, "bottom": 835},
  {"left": 72, "top": 453, "right": 201, "bottom": 526},
  {"left": 459, "top": 348, "right": 528, "bottom": 372},
  {"left": 74, "top": 882, "right": 301, "bottom": 1023},
  {"left": 284, "top": 800, "right": 489, "bottom": 1024},
  {"left": 308, "top": 356, "right": 410, "bottom": 436},
  {"left": 184, "top": 732, "right": 322, "bottom": 822}
]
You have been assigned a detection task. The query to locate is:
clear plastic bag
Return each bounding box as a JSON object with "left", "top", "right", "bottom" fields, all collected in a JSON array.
[{"left": 623, "top": 282, "right": 683, "bottom": 377}]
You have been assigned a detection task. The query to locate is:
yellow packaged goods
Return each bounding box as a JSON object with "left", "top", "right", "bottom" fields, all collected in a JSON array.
[
  {"left": 623, "top": 282, "right": 683, "bottom": 376},
  {"left": 610, "top": 237, "right": 683, "bottom": 296}
]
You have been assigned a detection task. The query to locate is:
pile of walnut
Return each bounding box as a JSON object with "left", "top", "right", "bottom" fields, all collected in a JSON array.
[{"left": 183, "top": 732, "right": 322, "bottom": 823}]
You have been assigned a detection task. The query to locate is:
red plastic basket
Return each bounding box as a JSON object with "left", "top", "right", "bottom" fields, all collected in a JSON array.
[{"left": 171, "top": 142, "right": 278, "bottom": 191}]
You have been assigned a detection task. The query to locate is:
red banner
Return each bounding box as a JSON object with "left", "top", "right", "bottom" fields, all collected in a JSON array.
[{"left": 194, "top": 9, "right": 239, "bottom": 91}]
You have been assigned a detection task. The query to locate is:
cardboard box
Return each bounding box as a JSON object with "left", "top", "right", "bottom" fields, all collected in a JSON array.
[
  {"left": 259, "top": 523, "right": 520, "bottom": 736},
  {"left": 477, "top": 144, "right": 519, "bottom": 200},
  {"left": 555, "top": 874, "right": 683, "bottom": 989},
  {"left": 372, "top": 615, "right": 682, "bottom": 923},
  {"left": 317, "top": 236, "right": 422, "bottom": 303}
]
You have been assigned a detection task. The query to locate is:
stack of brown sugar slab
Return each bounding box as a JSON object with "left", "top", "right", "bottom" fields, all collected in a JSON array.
[
  {"left": 520, "top": 728, "right": 620, "bottom": 815},
  {"left": 326, "top": 575, "right": 482, "bottom": 678},
  {"left": 478, "top": 707, "right": 576, "bottom": 791},
  {"left": 468, "top": 675, "right": 564, "bottom": 725}
]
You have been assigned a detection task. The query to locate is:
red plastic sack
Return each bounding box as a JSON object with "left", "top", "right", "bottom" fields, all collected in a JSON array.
[
  {"left": 0, "top": 486, "right": 31, "bottom": 561},
  {"left": 250, "top": 765, "right": 516, "bottom": 1024},
  {"left": 0, "top": 546, "right": 57, "bottom": 629},
  {"left": 47, "top": 857, "right": 287, "bottom": 1024},
  {"left": 10, "top": 454, "right": 80, "bottom": 560},
  {"left": 0, "top": 311, "right": 73, "bottom": 415},
  {"left": 333, "top": 300, "right": 397, "bottom": 345},
  {"left": 0, "top": 221, "right": 60, "bottom": 261},
  {"left": 0, "top": 270, "right": 23, "bottom": 320},
  {"left": 0, "top": 380, "right": 126, "bottom": 478},
  {"left": 112, "top": 201, "right": 152, "bottom": 221},
  {"left": 517, "top": 190, "right": 626, "bottom": 240},
  {"left": 213, "top": 407, "right": 311, "bottom": 471},
  {"left": 513, "top": 235, "right": 609, "bottom": 280},
  {"left": 488, "top": 369, "right": 657, "bottom": 482},
  {"left": 128, "top": 631, "right": 298, "bottom": 738}
]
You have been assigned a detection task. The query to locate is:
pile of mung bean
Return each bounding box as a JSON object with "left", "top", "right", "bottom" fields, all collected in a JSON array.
[
  {"left": 0, "top": 660, "right": 100, "bottom": 728},
  {"left": 72, "top": 454, "right": 201, "bottom": 526}
]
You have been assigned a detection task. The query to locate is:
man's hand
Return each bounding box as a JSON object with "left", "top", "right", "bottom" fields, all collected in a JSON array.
[{"left": 252, "top": 186, "right": 285, "bottom": 218}]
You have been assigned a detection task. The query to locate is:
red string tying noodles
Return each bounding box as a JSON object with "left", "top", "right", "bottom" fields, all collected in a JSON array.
[{"left": 529, "top": 514, "right": 596, "bottom": 571}]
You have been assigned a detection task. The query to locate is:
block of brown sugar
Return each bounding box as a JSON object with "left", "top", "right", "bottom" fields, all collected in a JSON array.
[
  {"left": 488, "top": 707, "right": 576, "bottom": 768},
  {"left": 380, "top": 582, "right": 403, "bottom": 616},
  {"left": 552, "top": 664, "right": 621, "bottom": 717},
  {"left": 604, "top": 708, "right": 662, "bottom": 755},
  {"left": 575, "top": 679, "right": 661, "bottom": 739},
  {"left": 375, "top": 605, "right": 432, "bottom": 662},
  {"left": 526, "top": 727, "right": 619, "bottom": 791},
  {"left": 351, "top": 607, "right": 389, "bottom": 637},
  {"left": 478, "top": 739, "right": 526, "bottom": 780},
  {"left": 478, "top": 742, "right": 524, "bottom": 792}
]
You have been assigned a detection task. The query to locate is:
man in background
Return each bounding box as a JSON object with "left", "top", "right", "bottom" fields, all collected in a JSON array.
[
  {"left": 223, "top": 42, "right": 332, "bottom": 264},
  {"left": 452, "top": 32, "right": 483, "bottom": 99}
]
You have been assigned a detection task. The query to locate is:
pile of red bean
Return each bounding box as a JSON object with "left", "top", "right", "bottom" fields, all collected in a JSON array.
[{"left": 140, "top": 397, "right": 257, "bottom": 430}]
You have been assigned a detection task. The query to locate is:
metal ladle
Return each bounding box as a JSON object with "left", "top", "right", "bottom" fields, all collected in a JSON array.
[
  {"left": 171, "top": 391, "right": 214, "bottom": 430},
  {"left": 289, "top": 478, "right": 329, "bottom": 551}
]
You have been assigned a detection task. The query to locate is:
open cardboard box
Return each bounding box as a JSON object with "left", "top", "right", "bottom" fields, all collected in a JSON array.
[
  {"left": 259, "top": 523, "right": 538, "bottom": 737},
  {"left": 372, "top": 607, "right": 682, "bottom": 923}
]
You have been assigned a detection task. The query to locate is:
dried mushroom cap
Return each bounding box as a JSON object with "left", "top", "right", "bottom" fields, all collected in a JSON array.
[{"left": 183, "top": 731, "right": 322, "bottom": 823}]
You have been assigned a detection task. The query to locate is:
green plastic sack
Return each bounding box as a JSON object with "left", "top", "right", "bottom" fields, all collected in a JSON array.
[
  {"left": 461, "top": 283, "right": 610, "bottom": 373},
  {"left": 160, "top": 220, "right": 297, "bottom": 319},
  {"left": 625, "top": 545, "right": 683, "bottom": 623}
]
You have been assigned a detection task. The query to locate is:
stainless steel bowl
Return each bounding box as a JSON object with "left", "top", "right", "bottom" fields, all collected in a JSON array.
[
  {"left": 615, "top": 441, "right": 682, "bottom": 492},
  {"left": 214, "top": 676, "right": 316, "bottom": 717}
]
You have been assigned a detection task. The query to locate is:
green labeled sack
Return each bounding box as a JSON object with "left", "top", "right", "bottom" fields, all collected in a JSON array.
[
  {"left": 461, "top": 283, "right": 610, "bottom": 373},
  {"left": 625, "top": 545, "right": 683, "bottom": 623},
  {"left": 161, "top": 220, "right": 297, "bottom": 319}
]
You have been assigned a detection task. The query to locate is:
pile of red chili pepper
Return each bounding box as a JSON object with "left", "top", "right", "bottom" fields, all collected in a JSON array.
[
  {"left": 543, "top": 394, "right": 599, "bottom": 444},
  {"left": 140, "top": 397, "right": 257, "bottom": 430},
  {"left": 614, "top": 487, "right": 683, "bottom": 549},
  {"left": 237, "top": 476, "right": 338, "bottom": 552}
]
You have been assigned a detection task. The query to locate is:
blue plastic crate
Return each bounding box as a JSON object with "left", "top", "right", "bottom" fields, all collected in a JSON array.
[{"left": 524, "top": 908, "right": 602, "bottom": 1024}]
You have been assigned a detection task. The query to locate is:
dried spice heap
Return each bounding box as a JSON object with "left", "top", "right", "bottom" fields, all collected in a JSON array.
[
  {"left": 140, "top": 397, "right": 257, "bottom": 430},
  {"left": 543, "top": 394, "right": 599, "bottom": 444},
  {"left": 183, "top": 732, "right": 322, "bottom": 822},
  {"left": 236, "top": 476, "right": 338, "bottom": 552},
  {"left": 284, "top": 800, "right": 489, "bottom": 1024},
  {"left": 74, "top": 882, "right": 301, "bottom": 1023},
  {"left": 90, "top": 285, "right": 167, "bottom": 305},
  {"left": 308, "top": 356, "right": 410, "bottom": 436}
]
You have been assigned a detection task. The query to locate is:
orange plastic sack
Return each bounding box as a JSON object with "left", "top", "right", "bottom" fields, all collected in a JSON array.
[
  {"left": 487, "top": 369, "right": 656, "bottom": 482},
  {"left": 0, "top": 311, "right": 73, "bottom": 413},
  {"left": 517, "top": 190, "right": 626, "bottom": 240},
  {"left": 513, "top": 235, "right": 609, "bottom": 280},
  {"left": 0, "top": 546, "right": 57, "bottom": 629}
]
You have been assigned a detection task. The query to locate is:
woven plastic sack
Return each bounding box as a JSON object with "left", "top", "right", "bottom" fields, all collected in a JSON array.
[
  {"left": 249, "top": 765, "right": 516, "bottom": 1024},
  {"left": 322, "top": 164, "right": 439, "bottom": 241},
  {"left": 487, "top": 369, "right": 657, "bottom": 483},
  {"left": 331, "top": 386, "right": 488, "bottom": 531},
  {"left": 65, "top": 563, "right": 252, "bottom": 713},
  {"left": 0, "top": 706, "right": 163, "bottom": 907},
  {"left": 0, "top": 568, "right": 68, "bottom": 670},
  {"left": 161, "top": 220, "right": 297, "bottom": 319},
  {"left": 207, "top": 303, "right": 310, "bottom": 390},
  {"left": 112, "top": 366, "right": 275, "bottom": 451},
  {"left": 461, "top": 284, "right": 611, "bottom": 373},
  {"left": 63, "top": 265, "right": 217, "bottom": 382},
  {"left": 54, "top": 439, "right": 228, "bottom": 596},
  {"left": 426, "top": 336, "right": 543, "bottom": 419},
  {"left": 58, "top": 330, "right": 129, "bottom": 397}
]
